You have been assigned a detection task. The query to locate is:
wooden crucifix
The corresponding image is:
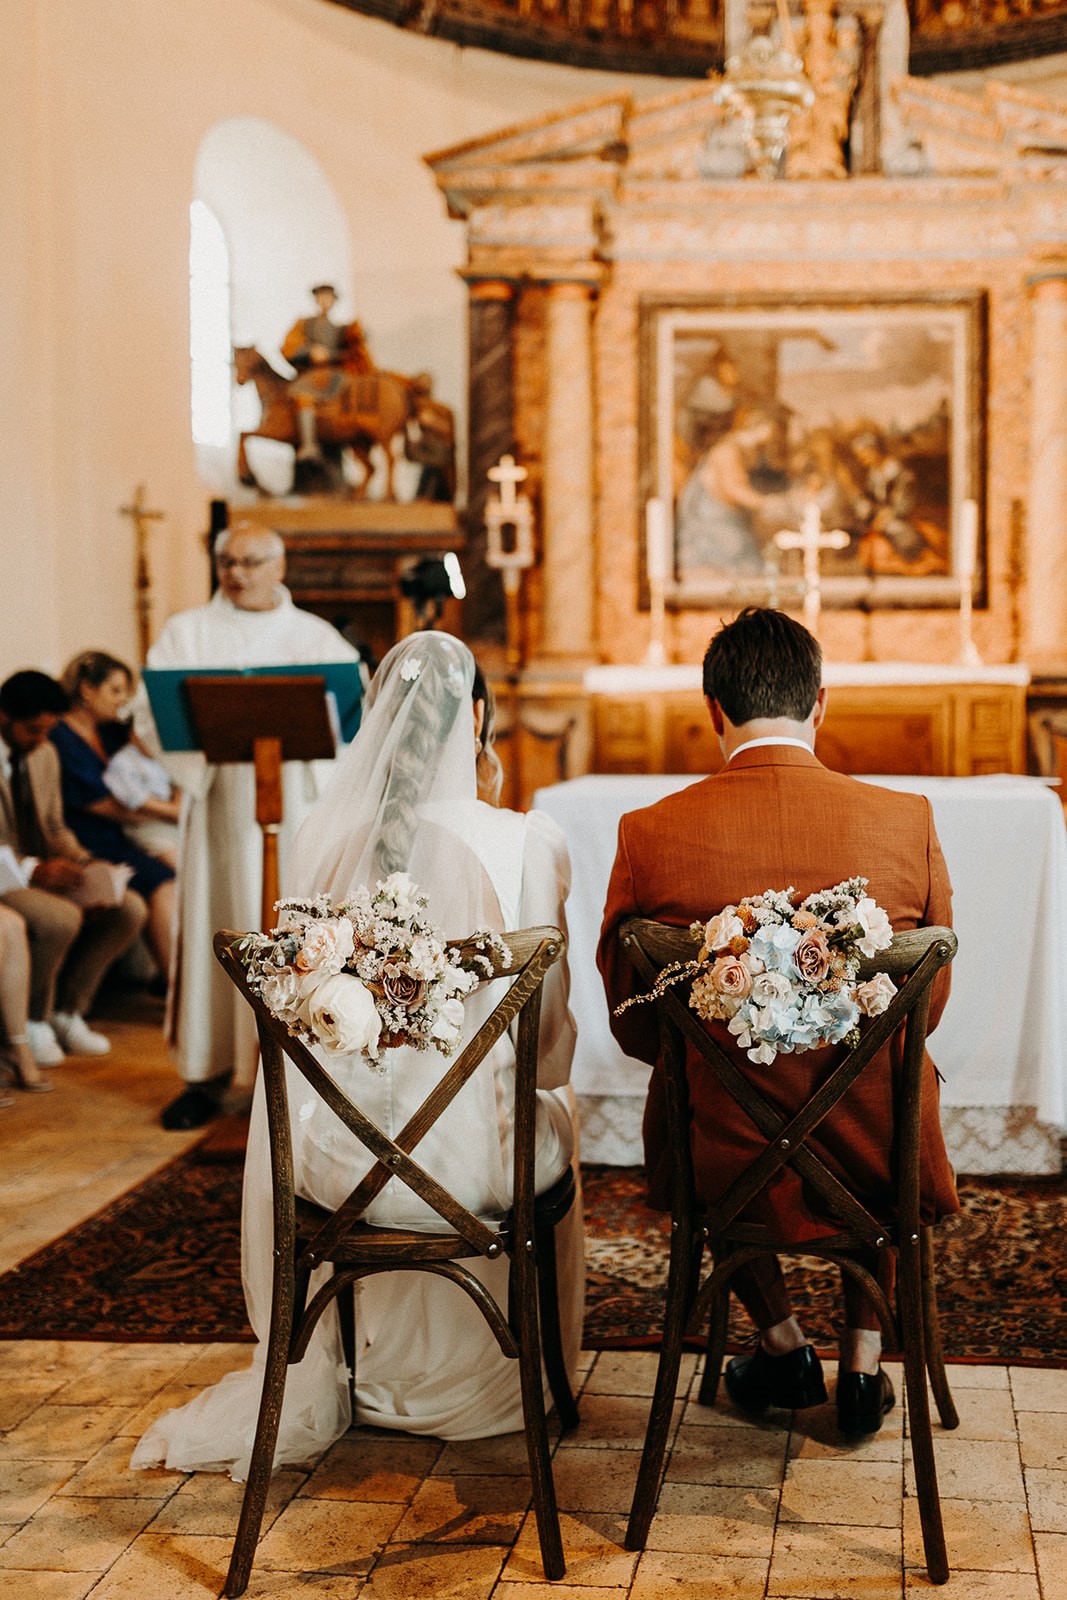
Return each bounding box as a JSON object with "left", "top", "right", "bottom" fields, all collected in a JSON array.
[
  {"left": 120, "top": 484, "right": 165, "bottom": 664},
  {"left": 774, "top": 501, "right": 849, "bottom": 635}
]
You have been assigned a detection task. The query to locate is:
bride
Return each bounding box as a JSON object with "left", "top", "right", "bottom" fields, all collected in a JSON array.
[{"left": 133, "top": 631, "right": 584, "bottom": 1479}]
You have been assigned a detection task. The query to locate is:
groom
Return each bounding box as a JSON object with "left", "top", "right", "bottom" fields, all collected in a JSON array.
[{"left": 597, "top": 606, "right": 958, "bottom": 1435}]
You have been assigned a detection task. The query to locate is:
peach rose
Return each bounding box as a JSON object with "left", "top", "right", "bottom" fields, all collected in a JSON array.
[
  {"left": 709, "top": 954, "right": 752, "bottom": 1000},
  {"left": 793, "top": 929, "right": 832, "bottom": 984},
  {"left": 296, "top": 917, "right": 356, "bottom": 975},
  {"left": 855, "top": 972, "right": 897, "bottom": 1017}
]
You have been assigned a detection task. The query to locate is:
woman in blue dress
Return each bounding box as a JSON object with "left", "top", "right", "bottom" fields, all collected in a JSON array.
[{"left": 52, "top": 652, "right": 180, "bottom": 985}]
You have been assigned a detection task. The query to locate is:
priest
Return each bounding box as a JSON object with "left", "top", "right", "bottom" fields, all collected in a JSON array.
[{"left": 140, "top": 523, "right": 362, "bottom": 1129}]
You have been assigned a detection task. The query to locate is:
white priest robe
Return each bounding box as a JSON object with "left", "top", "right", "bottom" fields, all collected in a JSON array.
[{"left": 142, "top": 588, "right": 360, "bottom": 1087}]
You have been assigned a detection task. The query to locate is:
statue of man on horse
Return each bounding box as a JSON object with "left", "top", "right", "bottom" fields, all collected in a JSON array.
[
  {"left": 280, "top": 283, "right": 372, "bottom": 463},
  {"left": 234, "top": 287, "right": 455, "bottom": 501}
]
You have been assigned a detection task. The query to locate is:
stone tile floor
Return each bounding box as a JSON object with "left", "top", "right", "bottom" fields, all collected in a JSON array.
[{"left": 1, "top": 1009, "right": 1066, "bottom": 1598}]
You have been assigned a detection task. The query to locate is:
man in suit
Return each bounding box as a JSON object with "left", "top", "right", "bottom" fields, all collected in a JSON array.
[
  {"left": 597, "top": 607, "right": 957, "bottom": 1435},
  {"left": 0, "top": 671, "right": 147, "bottom": 1065}
]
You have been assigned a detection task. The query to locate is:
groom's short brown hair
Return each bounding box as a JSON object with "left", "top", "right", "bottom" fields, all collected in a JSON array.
[{"left": 702, "top": 607, "right": 822, "bottom": 725}]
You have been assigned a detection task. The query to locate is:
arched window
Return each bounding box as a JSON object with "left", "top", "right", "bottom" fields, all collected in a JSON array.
[
  {"left": 189, "top": 199, "right": 232, "bottom": 451},
  {"left": 191, "top": 117, "right": 352, "bottom": 491}
]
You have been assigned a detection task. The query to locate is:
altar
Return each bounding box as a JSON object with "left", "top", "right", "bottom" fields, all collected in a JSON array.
[
  {"left": 536, "top": 771, "right": 1067, "bottom": 1177},
  {"left": 586, "top": 661, "right": 1030, "bottom": 779}
]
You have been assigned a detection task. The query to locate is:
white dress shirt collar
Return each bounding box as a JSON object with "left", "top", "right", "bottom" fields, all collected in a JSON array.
[{"left": 727, "top": 735, "right": 815, "bottom": 762}]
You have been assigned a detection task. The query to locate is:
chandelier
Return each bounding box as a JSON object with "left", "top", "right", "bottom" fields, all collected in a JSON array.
[{"left": 713, "top": 27, "right": 813, "bottom": 179}]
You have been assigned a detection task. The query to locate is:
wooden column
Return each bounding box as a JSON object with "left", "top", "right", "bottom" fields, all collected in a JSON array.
[
  {"left": 1025, "top": 269, "right": 1067, "bottom": 670},
  {"left": 541, "top": 280, "right": 597, "bottom": 661},
  {"left": 465, "top": 278, "right": 517, "bottom": 642}
]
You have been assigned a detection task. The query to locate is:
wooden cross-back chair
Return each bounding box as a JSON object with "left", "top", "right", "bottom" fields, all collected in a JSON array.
[
  {"left": 213, "top": 924, "right": 580, "bottom": 1598},
  {"left": 619, "top": 918, "right": 960, "bottom": 1586}
]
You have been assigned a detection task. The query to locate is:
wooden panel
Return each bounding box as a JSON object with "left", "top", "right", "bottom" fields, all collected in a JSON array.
[
  {"left": 591, "top": 681, "right": 1027, "bottom": 779},
  {"left": 663, "top": 704, "right": 722, "bottom": 775}
]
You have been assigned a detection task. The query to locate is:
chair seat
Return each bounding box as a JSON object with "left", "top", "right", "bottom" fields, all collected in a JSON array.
[{"left": 294, "top": 1167, "right": 577, "bottom": 1264}]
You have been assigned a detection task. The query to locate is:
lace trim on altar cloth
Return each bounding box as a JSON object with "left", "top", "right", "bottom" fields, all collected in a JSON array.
[
  {"left": 941, "top": 1106, "right": 1064, "bottom": 1177},
  {"left": 576, "top": 1095, "right": 1065, "bottom": 1177}
]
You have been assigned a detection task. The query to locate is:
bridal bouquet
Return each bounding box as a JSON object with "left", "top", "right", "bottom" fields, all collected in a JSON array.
[
  {"left": 617, "top": 877, "right": 897, "bottom": 1066},
  {"left": 235, "top": 873, "right": 509, "bottom": 1067}
]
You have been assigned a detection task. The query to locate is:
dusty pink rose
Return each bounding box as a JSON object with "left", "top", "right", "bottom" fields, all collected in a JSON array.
[
  {"left": 709, "top": 954, "right": 752, "bottom": 1000},
  {"left": 793, "top": 929, "right": 832, "bottom": 984},
  {"left": 381, "top": 962, "right": 427, "bottom": 1009},
  {"left": 855, "top": 972, "right": 897, "bottom": 1016}
]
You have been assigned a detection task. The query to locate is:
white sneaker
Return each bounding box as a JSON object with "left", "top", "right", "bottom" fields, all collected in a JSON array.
[
  {"left": 25, "top": 1020, "right": 66, "bottom": 1067},
  {"left": 51, "top": 1012, "right": 111, "bottom": 1056}
]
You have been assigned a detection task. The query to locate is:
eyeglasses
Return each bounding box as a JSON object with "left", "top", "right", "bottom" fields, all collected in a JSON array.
[{"left": 215, "top": 555, "right": 276, "bottom": 572}]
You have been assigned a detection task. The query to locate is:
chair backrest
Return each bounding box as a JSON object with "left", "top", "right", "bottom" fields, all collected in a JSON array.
[
  {"left": 620, "top": 918, "right": 957, "bottom": 1249},
  {"left": 214, "top": 924, "right": 564, "bottom": 1266}
]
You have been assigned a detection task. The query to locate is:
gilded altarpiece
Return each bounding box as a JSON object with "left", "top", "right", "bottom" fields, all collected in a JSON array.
[{"left": 429, "top": 68, "right": 1067, "bottom": 796}]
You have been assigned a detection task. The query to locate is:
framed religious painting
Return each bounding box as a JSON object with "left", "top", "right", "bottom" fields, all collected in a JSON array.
[{"left": 639, "top": 292, "right": 987, "bottom": 609}]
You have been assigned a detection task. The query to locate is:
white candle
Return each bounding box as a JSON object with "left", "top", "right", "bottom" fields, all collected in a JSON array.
[
  {"left": 645, "top": 498, "right": 671, "bottom": 585},
  {"left": 958, "top": 499, "right": 978, "bottom": 582}
]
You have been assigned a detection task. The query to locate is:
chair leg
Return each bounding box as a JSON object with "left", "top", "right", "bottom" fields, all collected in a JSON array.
[
  {"left": 626, "top": 1222, "right": 704, "bottom": 1552},
  {"left": 223, "top": 1311, "right": 294, "bottom": 1597},
  {"left": 920, "top": 1228, "right": 958, "bottom": 1431},
  {"left": 336, "top": 1274, "right": 358, "bottom": 1414},
  {"left": 536, "top": 1223, "right": 580, "bottom": 1431},
  {"left": 898, "top": 1239, "right": 950, "bottom": 1585},
  {"left": 698, "top": 1279, "right": 730, "bottom": 1408},
  {"left": 512, "top": 1258, "right": 566, "bottom": 1581}
]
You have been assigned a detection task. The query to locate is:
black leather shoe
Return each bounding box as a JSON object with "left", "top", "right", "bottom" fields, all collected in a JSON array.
[
  {"left": 724, "top": 1341, "right": 828, "bottom": 1414},
  {"left": 161, "top": 1085, "right": 224, "bottom": 1131},
  {"left": 836, "top": 1367, "right": 896, "bottom": 1435}
]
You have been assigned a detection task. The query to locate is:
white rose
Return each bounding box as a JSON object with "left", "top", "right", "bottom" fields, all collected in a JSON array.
[
  {"left": 852, "top": 898, "right": 893, "bottom": 958},
  {"left": 751, "top": 971, "right": 793, "bottom": 1007},
  {"left": 703, "top": 908, "right": 743, "bottom": 953},
  {"left": 380, "top": 871, "right": 418, "bottom": 912},
  {"left": 308, "top": 974, "right": 382, "bottom": 1057},
  {"left": 855, "top": 972, "right": 897, "bottom": 1017},
  {"left": 260, "top": 967, "right": 302, "bottom": 1019},
  {"left": 430, "top": 996, "right": 465, "bottom": 1050}
]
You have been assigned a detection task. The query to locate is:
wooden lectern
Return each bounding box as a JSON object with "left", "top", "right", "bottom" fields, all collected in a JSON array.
[{"left": 184, "top": 675, "right": 337, "bottom": 931}]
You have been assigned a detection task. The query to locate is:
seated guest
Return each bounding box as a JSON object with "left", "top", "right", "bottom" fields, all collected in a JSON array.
[
  {"left": 0, "top": 903, "right": 51, "bottom": 1096},
  {"left": 54, "top": 651, "right": 179, "bottom": 982},
  {"left": 598, "top": 607, "right": 957, "bottom": 1436},
  {"left": 0, "top": 670, "right": 147, "bottom": 1064},
  {"left": 133, "top": 633, "right": 584, "bottom": 1476}
]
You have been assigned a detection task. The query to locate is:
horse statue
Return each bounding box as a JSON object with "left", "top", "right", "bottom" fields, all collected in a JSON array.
[{"left": 233, "top": 347, "right": 417, "bottom": 499}]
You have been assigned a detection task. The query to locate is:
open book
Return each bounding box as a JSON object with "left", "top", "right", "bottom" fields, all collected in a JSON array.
[
  {"left": 65, "top": 860, "right": 135, "bottom": 909},
  {"left": 0, "top": 845, "right": 30, "bottom": 896}
]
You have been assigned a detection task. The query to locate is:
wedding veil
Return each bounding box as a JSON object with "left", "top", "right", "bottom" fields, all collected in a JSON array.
[{"left": 284, "top": 630, "right": 498, "bottom": 935}]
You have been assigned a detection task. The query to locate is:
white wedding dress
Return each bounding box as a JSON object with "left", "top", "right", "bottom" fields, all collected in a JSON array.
[{"left": 132, "top": 634, "right": 585, "bottom": 1480}]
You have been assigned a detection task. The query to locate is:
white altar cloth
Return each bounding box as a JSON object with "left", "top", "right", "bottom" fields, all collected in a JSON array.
[{"left": 536, "top": 772, "right": 1067, "bottom": 1175}]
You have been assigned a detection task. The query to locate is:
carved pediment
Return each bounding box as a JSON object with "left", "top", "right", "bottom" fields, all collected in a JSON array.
[
  {"left": 426, "top": 95, "right": 630, "bottom": 217},
  {"left": 892, "top": 76, "right": 1067, "bottom": 177}
]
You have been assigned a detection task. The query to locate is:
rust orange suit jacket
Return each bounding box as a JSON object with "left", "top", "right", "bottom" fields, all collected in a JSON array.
[{"left": 596, "top": 744, "right": 959, "bottom": 1240}]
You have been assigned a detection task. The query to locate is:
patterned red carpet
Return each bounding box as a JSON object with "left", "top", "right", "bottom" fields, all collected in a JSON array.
[{"left": 0, "top": 1153, "right": 1063, "bottom": 1364}]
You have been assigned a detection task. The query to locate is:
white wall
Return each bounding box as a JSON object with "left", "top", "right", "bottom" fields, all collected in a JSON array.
[
  {"left": 0, "top": 0, "right": 669, "bottom": 680},
  {"left": 6, "top": 0, "right": 1062, "bottom": 682}
]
